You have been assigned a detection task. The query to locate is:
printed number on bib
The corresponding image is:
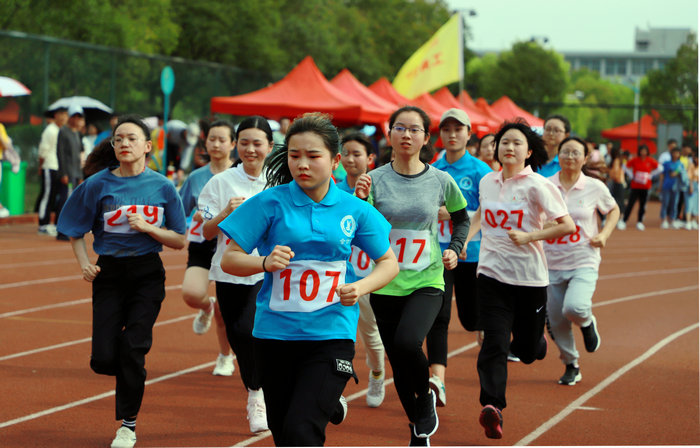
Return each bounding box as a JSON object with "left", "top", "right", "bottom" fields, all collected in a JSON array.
[
  {"left": 545, "top": 225, "right": 582, "bottom": 247},
  {"left": 389, "top": 229, "right": 431, "bottom": 271},
  {"left": 103, "top": 205, "right": 164, "bottom": 234},
  {"left": 633, "top": 171, "right": 651, "bottom": 185},
  {"left": 348, "top": 246, "right": 374, "bottom": 277},
  {"left": 187, "top": 219, "right": 205, "bottom": 243},
  {"left": 270, "top": 260, "right": 346, "bottom": 313},
  {"left": 438, "top": 220, "right": 453, "bottom": 244},
  {"left": 480, "top": 201, "right": 527, "bottom": 238}
]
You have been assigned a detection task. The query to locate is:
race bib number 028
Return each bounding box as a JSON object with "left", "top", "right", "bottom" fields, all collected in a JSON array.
[
  {"left": 270, "top": 260, "right": 346, "bottom": 313},
  {"left": 103, "top": 205, "right": 164, "bottom": 234},
  {"left": 480, "top": 201, "right": 528, "bottom": 238},
  {"left": 389, "top": 229, "right": 431, "bottom": 271}
]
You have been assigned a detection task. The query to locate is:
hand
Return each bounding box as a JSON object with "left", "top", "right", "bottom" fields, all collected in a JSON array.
[
  {"left": 126, "top": 213, "right": 153, "bottom": 233},
  {"left": 590, "top": 233, "right": 608, "bottom": 248},
  {"left": 264, "top": 245, "right": 295, "bottom": 272},
  {"left": 459, "top": 247, "right": 467, "bottom": 260},
  {"left": 507, "top": 230, "right": 532, "bottom": 246},
  {"left": 336, "top": 283, "right": 361, "bottom": 306},
  {"left": 225, "top": 196, "right": 246, "bottom": 215},
  {"left": 442, "top": 249, "right": 458, "bottom": 270},
  {"left": 81, "top": 263, "right": 101, "bottom": 282},
  {"left": 192, "top": 211, "right": 204, "bottom": 223},
  {"left": 354, "top": 174, "right": 371, "bottom": 199}
]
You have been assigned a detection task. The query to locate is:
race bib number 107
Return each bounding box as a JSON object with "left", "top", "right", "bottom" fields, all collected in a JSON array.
[
  {"left": 270, "top": 260, "right": 346, "bottom": 313},
  {"left": 103, "top": 205, "right": 164, "bottom": 234}
]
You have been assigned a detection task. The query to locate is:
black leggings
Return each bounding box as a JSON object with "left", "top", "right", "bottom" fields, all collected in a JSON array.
[
  {"left": 215, "top": 281, "right": 262, "bottom": 391},
  {"left": 370, "top": 288, "right": 442, "bottom": 422},
  {"left": 426, "top": 262, "right": 479, "bottom": 366},
  {"left": 623, "top": 188, "right": 649, "bottom": 223}
]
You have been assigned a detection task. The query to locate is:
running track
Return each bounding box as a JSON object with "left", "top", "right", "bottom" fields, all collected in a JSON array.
[{"left": 1, "top": 203, "right": 698, "bottom": 447}]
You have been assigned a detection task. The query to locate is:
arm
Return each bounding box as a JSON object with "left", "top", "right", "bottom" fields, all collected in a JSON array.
[
  {"left": 590, "top": 205, "right": 620, "bottom": 248},
  {"left": 507, "top": 214, "right": 576, "bottom": 246},
  {"left": 336, "top": 247, "right": 398, "bottom": 306},
  {"left": 459, "top": 206, "right": 481, "bottom": 260},
  {"left": 126, "top": 213, "right": 186, "bottom": 250},
  {"left": 443, "top": 207, "right": 468, "bottom": 270},
  {"left": 437, "top": 206, "right": 450, "bottom": 221},
  {"left": 69, "top": 237, "right": 101, "bottom": 282},
  {"left": 202, "top": 196, "right": 246, "bottom": 240}
]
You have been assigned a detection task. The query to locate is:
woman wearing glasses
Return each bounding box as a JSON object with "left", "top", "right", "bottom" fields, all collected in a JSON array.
[
  {"left": 538, "top": 114, "right": 571, "bottom": 178},
  {"left": 355, "top": 106, "right": 468, "bottom": 446},
  {"left": 544, "top": 136, "right": 619, "bottom": 386},
  {"left": 57, "top": 115, "right": 187, "bottom": 448}
]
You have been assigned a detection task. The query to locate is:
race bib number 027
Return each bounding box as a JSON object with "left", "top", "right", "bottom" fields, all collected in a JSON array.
[
  {"left": 103, "top": 205, "right": 164, "bottom": 234},
  {"left": 480, "top": 201, "right": 528, "bottom": 238},
  {"left": 270, "top": 260, "right": 346, "bottom": 313}
]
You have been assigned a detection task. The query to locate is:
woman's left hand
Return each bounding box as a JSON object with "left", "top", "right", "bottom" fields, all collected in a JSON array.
[{"left": 336, "top": 284, "right": 361, "bottom": 306}]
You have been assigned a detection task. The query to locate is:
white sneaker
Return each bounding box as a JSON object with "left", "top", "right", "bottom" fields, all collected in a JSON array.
[
  {"left": 212, "top": 354, "right": 234, "bottom": 376},
  {"left": 428, "top": 375, "right": 446, "bottom": 407},
  {"left": 366, "top": 371, "right": 385, "bottom": 408},
  {"left": 661, "top": 220, "right": 670, "bottom": 229},
  {"left": 38, "top": 226, "right": 58, "bottom": 236},
  {"left": 685, "top": 221, "right": 693, "bottom": 230},
  {"left": 111, "top": 427, "right": 136, "bottom": 448},
  {"left": 0, "top": 207, "right": 9, "bottom": 218},
  {"left": 192, "top": 297, "right": 216, "bottom": 335},
  {"left": 247, "top": 392, "right": 269, "bottom": 433},
  {"left": 616, "top": 220, "right": 626, "bottom": 230},
  {"left": 636, "top": 222, "right": 645, "bottom": 231},
  {"left": 692, "top": 221, "right": 699, "bottom": 230},
  {"left": 672, "top": 219, "right": 684, "bottom": 229}
]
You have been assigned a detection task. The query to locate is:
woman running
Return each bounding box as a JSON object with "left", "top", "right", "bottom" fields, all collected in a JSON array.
[
  {"left": 465, "top": 119, "right": 575, "bottom": 440},
  {"left": 355, "top": 105, "right": 469, "bottom": 446},
  {"left": 179, "top": 120, "right": 235, "bottom": 377},
  {"left": 539, "top": 114, "right": 571, "bottom": 177},
  {"left": 57, "top": 115, "right": 187, "bottom": 448},
  {"left": 218, "top": 113, "right": 398, "bottom": 446},
  {"left": 544, "top": 136, "right": 619, "bottom": 386},
  {"left": 197, "top": 117, "right": 273, "bottom": 433}
]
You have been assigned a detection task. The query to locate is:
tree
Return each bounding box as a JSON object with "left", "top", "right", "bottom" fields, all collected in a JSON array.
[{"left": 641, "top": 34, "right": 698, "bottom": 137}]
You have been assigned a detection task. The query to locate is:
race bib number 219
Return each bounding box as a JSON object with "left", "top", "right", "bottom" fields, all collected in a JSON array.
[{"left": 103, "top": 205, "right": 164, "bottom": 234}]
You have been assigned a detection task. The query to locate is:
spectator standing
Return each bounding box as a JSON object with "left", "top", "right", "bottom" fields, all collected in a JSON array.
[
  {"left": 618, "top": 145, "right": 658, "bottom": 231},
  {"left": 55, "top": 104, "right": 85, "bottom": 241},
  {"left": 36, "top": 107, "right": 69, "bottom": 235}
]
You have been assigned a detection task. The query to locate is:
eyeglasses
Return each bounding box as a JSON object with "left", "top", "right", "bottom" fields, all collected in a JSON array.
[
  {"left": 111, "top": 135, "right": 144, "bottom": 147},
  {"left": 544, "top": 127, "right": 565, "bottom": 135},
  {"left": 559, "top": 150, "right": 583, "bottom": 158},
  {"left": 392, "top": 125, "right": 425, "bottom": 135}
]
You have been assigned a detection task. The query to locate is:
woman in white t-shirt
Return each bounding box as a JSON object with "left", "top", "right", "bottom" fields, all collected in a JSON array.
[
  {"left": 198, "top": 116, "right": 273, "bottom": 434},
  {"left": 544, "top": 136, "right": 619, "bottom": 386},
  {"left": 465, "top": 119, "right": 576, "bottom": 440}
]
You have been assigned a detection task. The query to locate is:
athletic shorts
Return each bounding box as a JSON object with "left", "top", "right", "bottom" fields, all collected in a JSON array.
[{"left": 186, "top": 239, "right": 217, "bottom": 269}]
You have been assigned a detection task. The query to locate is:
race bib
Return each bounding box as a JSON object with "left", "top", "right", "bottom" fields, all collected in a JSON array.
[
  {"left": 437, "top": 220, "right": 452, "bottom": 244},
  {"left": 187, "top": 219, "right": 205, "bottom": 243},
  {"left": 270, "top": 260, "right": 346, "bottom": 313},
  {"left": 389, "top": 229, "right": 431, "bottom": 271},
  {"left": 633, "top": 171, "right": 651, "bottom": 185},
  {"left": 544, "top": 225, "right": 584, "bottom": 250},
  {"left": 103, "top": 205, "right": 164, "bottom": 234},
  {"left": 480, "top": 201, "right": 528, "bottom": 238},
  {"left": 348, "top": 245, "right": 374, "bottom": 278}
]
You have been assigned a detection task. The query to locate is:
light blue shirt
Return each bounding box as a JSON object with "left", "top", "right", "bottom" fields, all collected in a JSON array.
[
  {"left": 536, "top": 155, "right": 561, "bottom": 178},
  {"left": 179, "top": 164, "right": 215, "bottom": 216}
]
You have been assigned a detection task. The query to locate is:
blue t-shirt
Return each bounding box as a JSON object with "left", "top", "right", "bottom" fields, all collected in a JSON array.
[
  {"left": 57, "top": 168, "right": 187, "bottom": 257},
  {"left": 432, "top": 152, "right": 491, "bottom": 262},
  {"left": 536, "top": 155, "right": 561, "bottom": 178},
  {"left": 179, "top": 164, "right": 215, "bottom": 216},
  {"left": 662, "top": 160, "right": 684, "bottom": 191},
  {"left": 336, "top": 177, "right": 354, "bottom": 194},
  {"left": 218, "top": 179, "right": 391, "bottom": 342}
]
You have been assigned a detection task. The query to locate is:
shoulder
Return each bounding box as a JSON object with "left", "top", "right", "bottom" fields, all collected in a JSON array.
[{"left": 584, "top": 175, "right": 608, "bottom": 191}]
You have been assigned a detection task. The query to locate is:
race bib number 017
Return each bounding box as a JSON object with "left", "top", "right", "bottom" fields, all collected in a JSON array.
[
  {"left": 270, "top": 260, "right": 346, "bottom": 313},
  {"left": 103, "top": 205, "right": 164, "bottom": 234},
  {"left": 389, "top": 229, "right": 431, "bottom": 271},
  {"left": 480, "top": 201, "right": 528, "bottom": 238}
]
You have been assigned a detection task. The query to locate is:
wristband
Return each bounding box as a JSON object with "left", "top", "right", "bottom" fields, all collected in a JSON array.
[{"left": 262, "top": 255, "right": 269, "bottom": 273}]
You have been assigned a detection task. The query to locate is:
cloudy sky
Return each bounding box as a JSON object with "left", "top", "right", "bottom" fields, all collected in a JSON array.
[{"left": 445, "top": 0, "right": 698, "bottom": 52}]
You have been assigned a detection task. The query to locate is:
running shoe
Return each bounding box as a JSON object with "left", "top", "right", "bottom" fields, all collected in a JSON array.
[
  {"left": 661, "top": 220, "right": 670, "bottom": 229},
  {"left": 366, "top": 371, "right": 385, "bottom": 408},
  {"left": 413, "top": 389, "right": 438, "bottom": 438},
  {"left": 111, "top": 427, "right": 136, "bottom": 448},
  {"left": 479, "top": 405, "right": 503, "bottom": 439},
  {"left": 507, "top": 352, "right": 521, "bottom": 362},
  {"left": 672, "top": 219, "right": 684, "bottom": 229},
  {"left": 247, "top": 392, "right": 269, "bottom": 433},
  {"left": 558, "top": 364, "right": 582, "bottom": 386},
  {"left": 616, "top": 220, "right": 626, "bottom": 230},
  {"left": 212, "top": 353, "right": 234, "bottom": 376},
  {"left": 428, "top": 375, "right": 446, "bottom": 407},
  {"left": 408, "top": 423, "right": 430, "bottom": 446},
  {"left": 38, "top": 226, "right": 58, "bottom": 236},
  {"left": 192, "top": 297, "right": 216, "bottom": 335},
  {"left": 636, "top": 222, "right": 645, "bottom": 231},
  {"left": 581, "top": 315, "right": 601, "bottom": 352},
  {"left": 330, "top": 395, "right": 348, "bottom": 425}
]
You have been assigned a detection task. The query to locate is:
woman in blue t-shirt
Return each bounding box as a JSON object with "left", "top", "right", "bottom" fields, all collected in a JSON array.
[
  {"left": 57, "top": 115, "right": 187, "bottom": 448},
  {"left": 217, "top": 113, "right": 398, "bottom": 446}
]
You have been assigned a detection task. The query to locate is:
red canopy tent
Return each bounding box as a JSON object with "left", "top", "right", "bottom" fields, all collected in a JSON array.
[
  {"left": 368, "top": 77, "right": 412, "bottom": 107},
  {"left": 329, "top": 69, "right": 395, "bottom": 133},
  {"left": 368, "top": 78, "right": 441, "bottom": 130},
  {"left": 600, "top": 112, "right": 660, "bottom": 154},
  {"left": 0, "top": 99, "right": 42, "bottom": 125},
  {"left": 432, "top": 87, "right": 499, "bottom": 136},
  {"left": 491, "top": 96, "right": 544, "bottom": 127},
  {"left": 210, "top": 56, "right": 390, "bottom": 127},
  {"left": 458, "top": 90, "right": 476, "bottom": 108},
  {"left": 474, "top": 98, "right": 507, "bottom": 129}
]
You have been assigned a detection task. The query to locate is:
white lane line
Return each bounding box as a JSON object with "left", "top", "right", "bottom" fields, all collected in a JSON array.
[
  {"left": 0, "top": 313, "right": 195, "bottom": 362},
  {"left": 515, "top": 322, "right": 699, "bottom": 446},
  {"left": 598, "top": 266, "right": 697, "bottom": 280},
  {"left": 594, "top": 285, "right": 698, "bottom": 308},
  {"left": 0, "top": 250, "right": 185, "bottom": 269}
]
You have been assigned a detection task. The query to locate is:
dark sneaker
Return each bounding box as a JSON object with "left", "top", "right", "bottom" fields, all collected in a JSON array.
[
  {"left": 408, "top": 424, "right": 430, "bottom": 446},
  {"left": 479, "top": 405, "right": 503, "bottom": 439},
  {"left": 558, "top": 364, "right": 582, "bottom": 386},
  {"left": 329, "top": 395, "right": 347, "bottom": 425},
  {"left": 581, "top": 315, "right": 601, "bottom": 352},
  {"left": 413, "top": 389, "right": 438, "bottom": 438}
]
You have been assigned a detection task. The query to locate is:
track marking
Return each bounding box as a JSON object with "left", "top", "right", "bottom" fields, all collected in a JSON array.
[
  {"left": 594, "top": 285, "right": 698, "bottom": 308},
  {"left": 598, "top": 266, "right": 697, "bottom": 280},
  {"left": 515, "top": 322, "right": 699, "bottom": 446}
]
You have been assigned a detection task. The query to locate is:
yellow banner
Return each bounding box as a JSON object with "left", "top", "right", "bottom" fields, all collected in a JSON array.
[{"left": 392, "top": 13, "right": 463, "bottom": 99}]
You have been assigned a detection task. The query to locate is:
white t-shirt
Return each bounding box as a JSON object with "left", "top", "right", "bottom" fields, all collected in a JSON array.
[
  {"left": 544, "top": 173, "right": 617, "bottom": 271},
  {"left": 198, "top": 164, "right": 267, "bottom": 284},
  {"left": 477, "top": 166, "right": 568, "bottom": 287}
]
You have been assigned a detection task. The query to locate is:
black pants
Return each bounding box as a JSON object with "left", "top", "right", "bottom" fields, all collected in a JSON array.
[
  {"left": 35, "top": 168, "right": 60, "bottom": 227},
  {"left": 426, "top": 262, "right": 479, "bottom": 366},
  {"left": 255, "top": 338, "right": 355, "bottom": 446},
  {"left": 371, "top": 288, "right": 442, "bottom": 422},
  {"left": 623, "top": 188, "right": 649, "bottom": 223},
  {"left": 476, "top": 275, "right": 547, "bottom": 410},
  {"left": 54, "top": 180, "right": 74, "bottom": 237},
  {"left": 610, "top": 182, "right": 626, "bottom": 215},
  {"left": 215, "top": 281, "right": 262, "bottom": 391},
  {"left": 91, "top": 253, "right": 165, "bottom": 420}
]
